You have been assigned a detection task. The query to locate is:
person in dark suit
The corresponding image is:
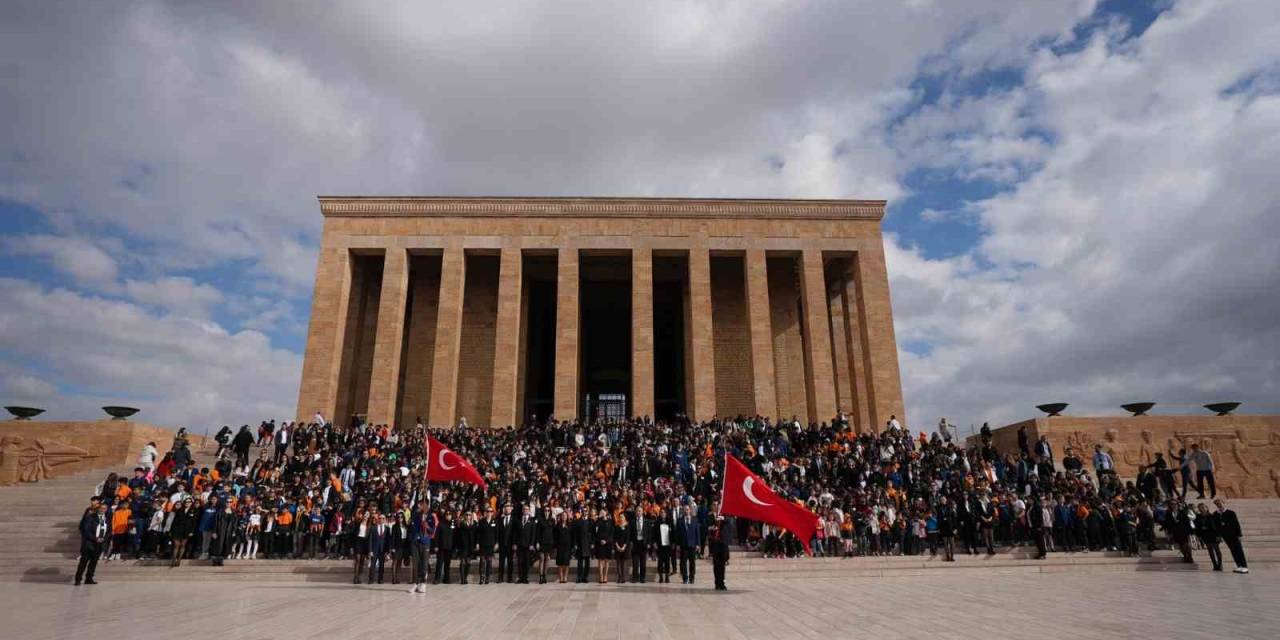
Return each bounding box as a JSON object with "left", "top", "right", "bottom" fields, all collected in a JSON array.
[
  {"left": 1195, "top": 503, "right": 1222, "bottom": 571},
  {"left": 554, "top": 511, "right": 573, "bottom": 583},
  {"left": 573, "top": 508, "right": 593, "bottom": 583},
  {"left": 368, "top": 513, "right": 390, "bottom": 584},
  {"left": 935, "top": 496, "right": 956, "bottom": 561},
  {"left": 675, "top": 505, "right": 700, "bottom": 584},
  {"left": 497, "top": 504, "right": 515, "bottom": 583},
  {"left": 629, "top": 508, "right": 654, "bottom": 583},
  {"left": 475, "top": 507, "right": 497, "bottom": 584},
  {"left": 1028, "top": 495, "right": 1051, "bottom": 560},
  {"left": 456, "top": 511, "right": 475, "bottom": 584},
  {"left": 434, "top": 512, "right": 455, "bottom": 584},
  {"left": 1215, "top": 499, "right": 1249, "bottom": 573},
  {"left": 536, "top": 507, "right": 556, "bottom": 584},
  {"left": 75, "top": 497, "right": 107, "bottom": 585},
  {"left": 516, "top": 505, "right": 537, "bottom": 584},
  {"left": 709, "top": 516, "right": 731, "bottom": 591},
  {"left": 1164, "top": 500, "right": 1193, "bottom": 563}
]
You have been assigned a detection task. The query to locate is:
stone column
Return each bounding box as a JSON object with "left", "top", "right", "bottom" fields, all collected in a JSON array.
[
  {"left": 296, "top": 247, "right": 352, "bottom": 423},
  {"left": 365, "top": 248, "right": 410, "bottom": 426},
  {"left": 687, "top": 246, "right": 717, "bottom": 421},
  {"left": 489, "top": 246, "right": 523, "bottom": 428},
  {"left": 827, "top": 282, "right": 853, "bottom": 415},
  {"left": 838, "top": 267, "right": 870, "bottom": 433},
  {"left": 553, "top": 246, "right": 580, "bottom": 421},
  {"left": 428, "top": 246, "right": 466, "bottom": 427},
  {"left": 743, "top": 249, "right": 778, "bottom": 419},
  {"left": 631, "top": 247, "right": 655, "bottom": 419},
  {"left": 799, "top": 249, "right": 838, "bottom": 424},
  {"left": 853, "top": 245, "right": 906, "bottom": 430}
]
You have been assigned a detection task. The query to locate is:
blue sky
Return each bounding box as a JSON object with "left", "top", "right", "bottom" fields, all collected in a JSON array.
[{"left": 1, "top": 0, "right": 1277, "bottom": 429}]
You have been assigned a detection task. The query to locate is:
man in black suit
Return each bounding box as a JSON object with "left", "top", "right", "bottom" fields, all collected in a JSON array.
[
  {"left": 434, "top": 512, "right": 456, "bottom": 584},
  {"left": 75, "top": 496, "right": 107, "bottom": 586},
  {"left": 1028, "top": 495, "right": 1051, "bottom": 560},
  {"left": 368, "top": 514, "right": 390, "bottom": 584},
  {"left": 497, "top": 504, "right": 515, "bottom": 583},
  {"left": 675, "top": 505, "right": 700, "bottom": 584},
  {"left": 630, "top": 508, "right": 654, "bottom": 583},
  {"left": 1215, "top": 499, "right": 1249, "bottom": 573},
  {"left": 516, "top": 505, "right": 537, "bottom": 583},
  {"left": 709, "top": 516, "right": 731, "bottom": 591},
  {"left": 572, "top": 508, "right": 593, "bottom": 583}
]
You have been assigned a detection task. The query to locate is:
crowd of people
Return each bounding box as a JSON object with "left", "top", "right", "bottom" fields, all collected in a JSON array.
[{"left": 73, "top": 412, "right": 1252, "bottom": 588}]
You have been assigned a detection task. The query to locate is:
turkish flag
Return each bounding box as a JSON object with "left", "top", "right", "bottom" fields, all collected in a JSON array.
[
  {"left": 720, "top": 453, "right": 819, "bottom": 554},
  {"left": 426, "top": 436, "right": 487, "bottom": 490}
]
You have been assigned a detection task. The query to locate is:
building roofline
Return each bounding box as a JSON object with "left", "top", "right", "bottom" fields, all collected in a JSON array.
[{"left": 317, "top": 196, "right": 886, "bottom": 220}]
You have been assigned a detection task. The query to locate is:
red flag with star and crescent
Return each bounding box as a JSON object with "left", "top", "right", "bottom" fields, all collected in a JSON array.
[
  {"left": 720, "top": 453, "right": 819, "bottom": 554},
  {"left": 426, "top": 435, "right": 487, "bottom": 490}
]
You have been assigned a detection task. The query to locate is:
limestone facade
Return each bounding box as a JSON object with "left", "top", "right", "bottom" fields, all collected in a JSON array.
[{"left": 295, "top": 197, "right": 906, "bottom": 429}]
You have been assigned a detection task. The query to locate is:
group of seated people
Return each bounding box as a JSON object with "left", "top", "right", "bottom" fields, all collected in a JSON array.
[{"left": 82, "top": 411, "right": 1251, "bottom": 588}]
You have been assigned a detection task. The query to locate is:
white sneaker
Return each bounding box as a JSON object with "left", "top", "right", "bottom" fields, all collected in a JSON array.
[{"left": 1234, "top": 567, "right": 1249, "bottom": 574}]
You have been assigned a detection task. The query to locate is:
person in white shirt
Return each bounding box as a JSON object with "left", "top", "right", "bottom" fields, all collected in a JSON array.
[
  {"left": 137, "top": 442, "right": 158, "bottom": 472},
  {"left": 937, "top": 418, "right": 952, "bottom": 443}
]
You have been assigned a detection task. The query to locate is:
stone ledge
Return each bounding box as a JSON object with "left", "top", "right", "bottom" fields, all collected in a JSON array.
[{"left": 319, "top": 196, "right": 886, "bottom": 220}]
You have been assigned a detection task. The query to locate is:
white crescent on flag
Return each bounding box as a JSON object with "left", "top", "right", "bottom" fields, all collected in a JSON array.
[
  {"left": 742, "top": 476, "right": 774, "bottom": 507},
  {"left": 438, "top": 448, "right": 458, "bottom": 470}
]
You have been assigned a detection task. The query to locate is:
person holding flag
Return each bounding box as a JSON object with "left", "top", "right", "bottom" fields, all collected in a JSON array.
[
  {"left": 719, "top": 453, "right": 820, "bottom": 567},
  {"left": 425, "top": 435, "right": 488, "bottom": 490}
]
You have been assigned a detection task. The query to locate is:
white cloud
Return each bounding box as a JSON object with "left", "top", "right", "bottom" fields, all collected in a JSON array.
[
  {"left": 0, "top": 278, "right": 300, "bottom": 428},
  {"left": 123, "top": 276, "right": 225, "bottom": 319},
  {"left": 3, "top": 234, "right": 119, "bottom": 286},
  {"left": 892, "top": 0, "right": 1280, "bottom": 427}
]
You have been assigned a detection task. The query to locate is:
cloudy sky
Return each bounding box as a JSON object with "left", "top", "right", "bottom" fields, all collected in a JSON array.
[{"left": 2, "top": 0, "right": 1278, "bottom": 433}]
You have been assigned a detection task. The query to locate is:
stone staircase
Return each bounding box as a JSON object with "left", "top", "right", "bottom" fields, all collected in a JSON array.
[{"left": 2, "top": 467, "right": 1278, "bottom": 584}]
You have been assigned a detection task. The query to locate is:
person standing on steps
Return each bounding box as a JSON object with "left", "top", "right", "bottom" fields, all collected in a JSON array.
[
  {"left": 476, "top": 507, "right": 497, "bottom": 585},
  {"left": 1215, "top": 499, "right": 1249, "bottom": 574},
  {"left": 1195, "top": 503, "right": 1223, "bottom": 571},
  {"left": 709, "top": 515, "right": 730, "bottom": 591},
  {"left": 75, "top": 496, "right": 107, "bottom": 586}
]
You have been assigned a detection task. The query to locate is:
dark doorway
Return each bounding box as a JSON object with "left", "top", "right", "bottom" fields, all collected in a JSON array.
[
  {"left": 579, "top": 254, "right": 632, "bottom": 422},
  {"left": 521, "top": 255, "right": 558, "bottom": 423},
  {"left": 652, "top": 254, "right": 689, "bottom": 420}
]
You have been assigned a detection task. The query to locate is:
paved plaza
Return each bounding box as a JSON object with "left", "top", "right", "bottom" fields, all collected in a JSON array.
[{"left": 2, "top": 570, "right": 1276, "bottom": 640}]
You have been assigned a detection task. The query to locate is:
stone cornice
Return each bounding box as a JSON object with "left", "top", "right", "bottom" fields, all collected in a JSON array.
[{"left": 318, "top": 196, "right": 886, "bottom": 220}]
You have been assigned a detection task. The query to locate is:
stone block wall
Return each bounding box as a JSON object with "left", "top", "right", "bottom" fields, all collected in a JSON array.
[
  {"left": 710, "top": 255, "right": 754, "bottom": 417},
  {"left": 455, "top": 254, "right": 500, "bottom": 426}
]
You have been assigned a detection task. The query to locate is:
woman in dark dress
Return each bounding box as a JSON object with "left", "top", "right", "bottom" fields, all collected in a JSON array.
[
  {"left": 554, "top": 511, "right": 573, "bottom": 583},
  {"left": 537, "top": 508, "right": 556, "bottom": 584},
  {"left": 168, "top": 498, "right": 197, "bottom": 567},
  {"left": 594, "top": 512, "right": 614, "bottom": 584},
  {"left": 613, "top": 512, "right": 630, "bottom": 584}
]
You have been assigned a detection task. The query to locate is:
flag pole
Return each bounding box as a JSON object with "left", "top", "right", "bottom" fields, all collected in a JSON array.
[{"left": 717, "top": 452, "right": 727, "bottom": 517}]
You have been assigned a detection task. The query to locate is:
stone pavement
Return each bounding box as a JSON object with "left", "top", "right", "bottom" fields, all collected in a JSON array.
[{"left": 1, "top": 570, "right": 1275, "bottom": 640}]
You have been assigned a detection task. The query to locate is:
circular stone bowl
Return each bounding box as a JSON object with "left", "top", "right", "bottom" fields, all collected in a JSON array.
[
  {"left": 4, "top": 406, "right": 45, "bottom": 420},
  {"left": 1036, "top": 403, "right": 1069, "bottom": 417},
  {"left": 1204, "top": 402, "right": 1241, "bottom": 416},
  {"left": 1121, "top": 402, "right": 1156, "bottom": 416},
  {"left": 101, "top": 406, "right": 140, "bottom": 420}
]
